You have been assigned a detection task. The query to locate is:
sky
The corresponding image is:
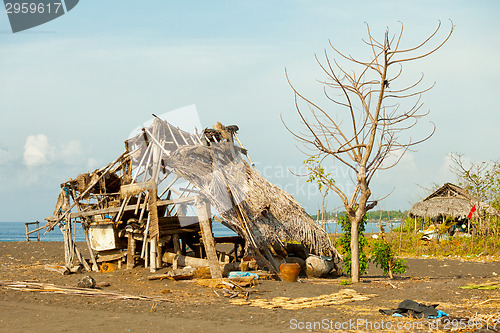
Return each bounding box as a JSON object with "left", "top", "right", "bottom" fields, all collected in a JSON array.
[{"left": 0, "top": 1, "right": 499, "bottom": 222}]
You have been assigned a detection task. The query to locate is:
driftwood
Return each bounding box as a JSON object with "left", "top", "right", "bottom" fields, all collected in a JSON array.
[
  {"left": 0, "top": 281, "right": 173, "bottom": 302},
  {"left": 162, "top": 252, "right": 212, "bottom": 268},
  {"left": 148, "top": 267, "right": 197, "bottom": 281},
  {"left": 222, "top": 261, "right": 259, "bottom": 277},
  {"left": 44, "top": 264, "right": 70, "bottom": 275}
]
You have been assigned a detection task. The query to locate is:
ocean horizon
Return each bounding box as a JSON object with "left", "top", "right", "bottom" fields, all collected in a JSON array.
[{"left": 0, "top": 220, "right": 400, "bottom": 242}]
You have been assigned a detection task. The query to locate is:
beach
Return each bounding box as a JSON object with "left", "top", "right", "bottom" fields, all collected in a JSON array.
[{"left": 1, "top": 241, "right": 499, "bottom": 332}]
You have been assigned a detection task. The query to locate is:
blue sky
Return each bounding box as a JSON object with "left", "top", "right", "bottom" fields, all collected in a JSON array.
[{"left": 1, "top": 1, "right": 499, "bottom": 221}]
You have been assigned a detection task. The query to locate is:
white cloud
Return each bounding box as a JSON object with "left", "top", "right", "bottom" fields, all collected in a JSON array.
[
  {"left": 23, "top": 134, "right": 52, "bottom": 167},
  {"left": 23, "top": 134, "right": 87, "bottom": 168}
]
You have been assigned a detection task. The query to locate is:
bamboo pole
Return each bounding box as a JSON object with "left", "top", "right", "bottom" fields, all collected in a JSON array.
[
  {"left": 141, "top": 215, "right": 151, "bottom": 258},
  {"left": 233, "top": 132, "right": 256, "bottom": 170},
  {"left": 150, "top": 237, "right": 157, "bottom": 273}
]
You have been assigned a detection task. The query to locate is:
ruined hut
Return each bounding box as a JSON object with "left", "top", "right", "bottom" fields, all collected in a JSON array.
[{"left": 43, "top": 117, "right": 341, "bottom": 277}]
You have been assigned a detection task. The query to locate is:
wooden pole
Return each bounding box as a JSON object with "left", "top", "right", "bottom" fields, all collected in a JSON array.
[
  {"left": 141, "top": 214, "right": 151, "bottom": 259},
  {"left": 62, "top": 221, "right": 71, "bottom": 268},
  {"left": 233, "top": 132, "right": 257, "bottom": 170},
  {"left": 150, "top": 237, "right": 157, "bottom": 272},
  {"left": 195, "top": 198, "right": 222, "bottom": 279},
  {"left": 74, "top": 246, "right": 91, "bottom": 271},
  {"left": 84, "top": 227, "right": 99, "bottom": 271},
  {"left": 126, "top": 233, "right": 136, "bottom": 269}
]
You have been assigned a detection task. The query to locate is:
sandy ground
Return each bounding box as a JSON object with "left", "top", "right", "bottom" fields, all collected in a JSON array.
[{"left": 0, "top": 241, "right": 499, "bottom": 333}]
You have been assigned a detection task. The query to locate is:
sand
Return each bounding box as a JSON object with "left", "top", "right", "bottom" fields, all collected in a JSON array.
[{"left": 1, "top": 241, "right": 499, "bottom": 332}]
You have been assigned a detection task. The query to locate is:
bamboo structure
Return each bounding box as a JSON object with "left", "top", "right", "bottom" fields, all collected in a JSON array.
[{"left": 42, "top": 117, "right": 341, "bottom": 275}]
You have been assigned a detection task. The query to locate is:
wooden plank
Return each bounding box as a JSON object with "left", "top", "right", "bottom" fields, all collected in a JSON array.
[
  {"left": 196, "top": 200, "right": 222, "bottom": 279},
  {"left": 45, "top": 196, "right": 196, "bottom": 221},
  {"left": 162, "top": 252, "right": 211, "bottom": 268},
  {"left": 97, "top": 252, "right": 125, "bottom": 263},
  {"left": 44, "top": 264, "right": 70, "bottom": 275},
  {"left": 214, "top": 236, "right": 245, "bottom": 244}
]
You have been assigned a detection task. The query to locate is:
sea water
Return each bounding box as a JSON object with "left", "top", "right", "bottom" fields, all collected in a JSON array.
[
  {"left": 0, "top": 221, "right": 237, "bottom": 242},
  {"left": 0, "top": 220, "right": 400, "bottom": 242}
]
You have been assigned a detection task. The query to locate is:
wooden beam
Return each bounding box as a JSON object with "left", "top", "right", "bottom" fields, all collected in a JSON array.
[
  {"left": 195, "top": 199, "right": 222, "bottom": 279},
  {"left": 46, "top": 196, "right": 196, "bottom": 221}
]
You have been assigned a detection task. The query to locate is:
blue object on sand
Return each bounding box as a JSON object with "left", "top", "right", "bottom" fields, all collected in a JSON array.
[
  {"left": 428, "top": 310, "right": 448, "bottom": 319},
  {"left": 228, "top": 271, "right": 259, "bottom": 279}
]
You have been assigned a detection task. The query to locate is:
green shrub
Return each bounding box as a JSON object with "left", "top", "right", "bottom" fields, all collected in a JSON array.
[
  {"left": 336, "top": 214, "right": 369, "bottom": 277},
  {"left": 370, "top": 239, "right": 407, "bottom": 278}
]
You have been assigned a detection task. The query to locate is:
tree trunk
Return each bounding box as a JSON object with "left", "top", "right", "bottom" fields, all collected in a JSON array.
[{"left": 350, "top": 218, "right": 360, "bottom": 282}]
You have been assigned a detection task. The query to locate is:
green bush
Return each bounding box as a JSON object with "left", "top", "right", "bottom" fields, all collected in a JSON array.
[{"left": 370, "top": 239, "right": 407, "bottom": 278}]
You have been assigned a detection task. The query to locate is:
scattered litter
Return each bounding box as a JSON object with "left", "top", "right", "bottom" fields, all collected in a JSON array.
[
  {"left": 459, "top": 281, "right": 500, "bottom": 290},
  {"left": 0, "top": 280, "right": 173, "bottom": 302},
  {"left": 228, "top": 271, "right": 259, "bottom": 279},
  {"left": 379, "top": 299, "right": 448, "bottom": 319}
]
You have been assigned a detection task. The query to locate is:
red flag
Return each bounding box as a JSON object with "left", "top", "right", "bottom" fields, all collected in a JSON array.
[{"left": 467, "top": 205, "right": 476, "bottom": 219}]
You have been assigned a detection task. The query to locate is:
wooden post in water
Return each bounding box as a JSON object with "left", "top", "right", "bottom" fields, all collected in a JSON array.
[
  {"left": 25, "top": 223, "right": 29, "bottom": 242},
  {"left": 25, "top": 221, "right": 40, "bottom": 242}
]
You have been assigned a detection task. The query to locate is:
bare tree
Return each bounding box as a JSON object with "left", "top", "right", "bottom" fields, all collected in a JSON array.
[
  {"left": 450, "top": 153, "right": 500, "bottom": 237},
  {"left": 284, "top": 22, "right": 453, "bottom": 282}
]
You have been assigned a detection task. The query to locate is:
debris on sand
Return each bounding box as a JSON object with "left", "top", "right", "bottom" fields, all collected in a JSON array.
[{"left": 229, "top": 289, "right": 376, "bottom": 310}]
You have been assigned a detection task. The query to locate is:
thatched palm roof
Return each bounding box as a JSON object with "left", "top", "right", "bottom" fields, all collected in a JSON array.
[{"left": 408, "top": 183, "right": 498, "bottom": 219}]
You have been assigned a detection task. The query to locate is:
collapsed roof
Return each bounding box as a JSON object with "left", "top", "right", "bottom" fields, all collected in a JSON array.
[{"left": 45, "top": 117, "right": 341, "bottom": 271}]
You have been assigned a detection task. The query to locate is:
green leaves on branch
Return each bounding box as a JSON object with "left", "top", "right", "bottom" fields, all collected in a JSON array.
[{"left": 304, "top": 156, "right": 335, "bottom": 192}]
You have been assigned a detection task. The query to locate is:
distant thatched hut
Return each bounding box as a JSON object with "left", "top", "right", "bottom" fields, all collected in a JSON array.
[{"left": 408, "top": 183, "right": 497, "bottom": 219}]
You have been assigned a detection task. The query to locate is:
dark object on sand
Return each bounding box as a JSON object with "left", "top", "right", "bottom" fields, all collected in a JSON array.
[
  {"left": 379, "top": 299, "right": 446, "bottom": 318},
  {"left": 77, "top": 275, "right": 96, "bottom": 288}
]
